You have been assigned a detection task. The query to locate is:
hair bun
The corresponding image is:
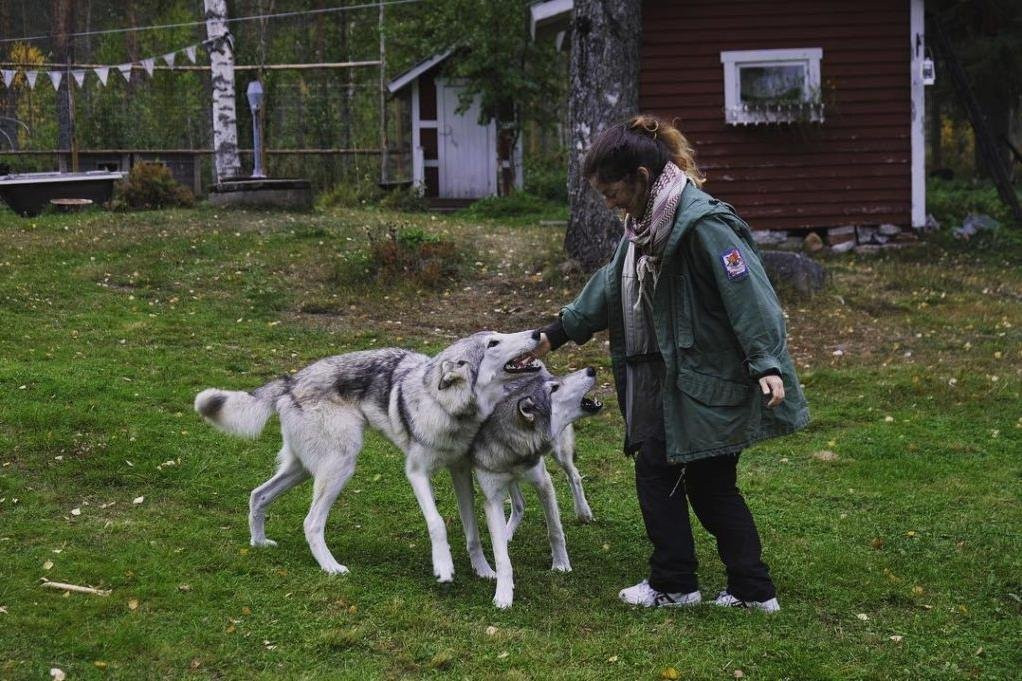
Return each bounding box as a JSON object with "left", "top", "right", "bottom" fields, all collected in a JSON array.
[{"left": 628, "top": 115, "right": 660, "bottom": 139}]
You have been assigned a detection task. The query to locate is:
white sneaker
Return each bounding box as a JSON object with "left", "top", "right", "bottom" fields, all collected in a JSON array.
[
  {"left": 713, "top": 590, "right": 781, "bottom": 613},
  {"left": 618, "top": 580, "right": 702, "bottom": 607}
]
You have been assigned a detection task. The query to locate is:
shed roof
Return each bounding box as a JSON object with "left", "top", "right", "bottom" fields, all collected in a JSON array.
[{"left": 386, "top": 50, "right": 453, "bottom": 94}]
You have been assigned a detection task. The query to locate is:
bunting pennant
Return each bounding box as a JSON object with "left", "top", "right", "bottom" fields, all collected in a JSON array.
[
  {"left": 162, "top": 51, "right": 176, "bottom": 68},
  {"left": 94, "top": 66, "right": 109, "bottom": 86},
  {"left": 185, "top": 45, "right": 197, "bottom": 63},
  {"left": 117, "top": 63, "right": 132, "bottom": 83},
  {"left": 25, "top": 71, "right": 38, "bottom": 89},
  {"left": 1, "top": 69, "right": 14, "bottom": 88},
  {"left": 72, "top": 69, "right": 86, "bottom": 88},
  {"left": 49, "top": 70, "right": 63, "bottom": 91},
  {"left": 141, "top": 57, "right": 155, "bottom": 77}
]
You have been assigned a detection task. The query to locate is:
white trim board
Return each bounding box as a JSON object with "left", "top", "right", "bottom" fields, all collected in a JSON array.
[{"left": 910, "top": 0, "right": 926, "bottom": 227}]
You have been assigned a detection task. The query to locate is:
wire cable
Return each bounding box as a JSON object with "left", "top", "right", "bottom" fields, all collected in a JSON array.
[{"left": 0, "top": 0, "right": 424, "bottom": 45}]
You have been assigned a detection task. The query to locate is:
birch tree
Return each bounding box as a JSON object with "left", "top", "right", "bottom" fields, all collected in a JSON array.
[
  {"left": 564, "top": 0, "right": 641, "bottom": 270},
  {"left": 204, "top": 0, "right": 241, "bottom": 181}
]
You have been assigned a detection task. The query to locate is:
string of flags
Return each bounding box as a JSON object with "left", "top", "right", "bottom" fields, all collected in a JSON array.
[{"left": 0, "top": 35, "right": 226, "bottom": 91}]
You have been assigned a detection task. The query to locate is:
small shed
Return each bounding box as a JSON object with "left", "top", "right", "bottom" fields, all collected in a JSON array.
[
  {"left": 532, "top": 0, "right": 928, "bottom": 232},
  {"left": 385, "top": 52, "right": 522, "bottom": 202}
]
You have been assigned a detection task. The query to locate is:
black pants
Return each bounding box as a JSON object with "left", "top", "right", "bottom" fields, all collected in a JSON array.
[{"left": 634, "top": 439, "right": 776, "bottom": 601}]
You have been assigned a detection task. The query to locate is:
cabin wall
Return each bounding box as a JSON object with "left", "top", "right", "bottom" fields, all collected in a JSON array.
[{"left": 640, "top": 0, "right": 913, "bottom": 231}]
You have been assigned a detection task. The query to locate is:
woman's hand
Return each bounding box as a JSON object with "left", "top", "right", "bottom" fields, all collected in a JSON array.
[
  {"left": 532, "top": 332, "right": 552, "bottom": 359},
  {"left": 759, "top": 375, "right": 785, "bottom": 408}
]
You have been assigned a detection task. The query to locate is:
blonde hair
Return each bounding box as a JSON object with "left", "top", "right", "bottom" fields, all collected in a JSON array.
[{"left": 583, "top": 114, "right": 706, "bottom": 188}]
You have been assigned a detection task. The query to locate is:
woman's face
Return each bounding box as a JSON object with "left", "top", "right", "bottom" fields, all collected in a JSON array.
[{"left": 588, "top": 167, "right": 650, "bottom": 217}]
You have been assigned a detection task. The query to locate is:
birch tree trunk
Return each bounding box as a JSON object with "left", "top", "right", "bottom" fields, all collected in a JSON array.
[
  {"left": 204, "top": 0, "right": 241, "bottom": 181},
  {"left": 564, "top": 0, "right": 641, "bottom": 271}
]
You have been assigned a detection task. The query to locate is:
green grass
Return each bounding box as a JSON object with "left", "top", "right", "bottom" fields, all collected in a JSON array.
[{"left": 0, "top": 205, "right": 1020, "bottom": 680}]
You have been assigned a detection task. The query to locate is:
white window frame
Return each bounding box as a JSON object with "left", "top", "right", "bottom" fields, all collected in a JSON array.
[{"left": 720, "top": 48, "right": 824, "bottom": 125}]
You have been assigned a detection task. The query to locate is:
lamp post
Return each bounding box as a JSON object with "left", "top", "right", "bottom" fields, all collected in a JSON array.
[{"left": 246, "top": 80, "right": 266, "bottom": 179}]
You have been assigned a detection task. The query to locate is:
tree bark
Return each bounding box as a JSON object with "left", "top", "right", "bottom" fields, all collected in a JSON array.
[
  {"left": 564, "top": 0, "right": 642, "bottom": 271},
  {"left": 204, "top": 0, "right": 242, "bottom": 181}
]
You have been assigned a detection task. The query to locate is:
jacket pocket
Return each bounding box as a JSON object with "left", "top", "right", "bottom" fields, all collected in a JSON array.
[
  {"left": 676, "top": 368, "right": 752, "bottom": 406},
  {"left": 670, "top": 275, "right": 694, "bottom": 349}
]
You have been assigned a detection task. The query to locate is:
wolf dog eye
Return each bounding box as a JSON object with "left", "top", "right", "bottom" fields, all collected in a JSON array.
[
  {"left": 550, "top": 384, "right": 560, "bottom": 392},
  {"left": 457, "top": 360, "right": 467, "bottom": 366},
  {"left": 487, "top": 339, "right": 500, "bottom": 348}
]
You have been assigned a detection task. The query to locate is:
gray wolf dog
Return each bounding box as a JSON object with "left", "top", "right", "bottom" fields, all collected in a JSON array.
[
  {"left": 194, "top": 330, "right": 542, "bottom": 582},
  {"left": 469, "top": 366, "right": 603, "bottom": 608}
]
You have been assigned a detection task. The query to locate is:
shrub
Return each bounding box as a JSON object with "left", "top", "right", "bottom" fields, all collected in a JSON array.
[
  {"left": 523, "top": 155, "right": 568, "bottom": 203},
  {"left": 926, "top": 179, "right": 1020, "bottom": 229},
  {"left": 379, "top": 185, "right": 427, "bottom": 212},
  {"left": 334, "top": 225, "right": 465, "bottom": 289},
  {"left": 317, "top": 174, "right": 384, "bottom": 208},
  {"left": 460, "top": 191, "right": 565, "bottom": 219},
  {"left": 113, "top": 162, "right": 194, "bottom": 210}
]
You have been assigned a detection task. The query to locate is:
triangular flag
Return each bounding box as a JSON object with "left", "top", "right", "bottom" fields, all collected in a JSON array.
[
  {"left": 141, "top": 57, "right": 155, "bottom": 77},
  {"left": 94, "top": 66, "right": 109, "bottom": 86},
  {"left": 25, "top": 71, "right": 38, "bottom": 89},
  {"left": 72, "top": 69, "right": 86, "bottom": 87},
  {"left": 117, "top": 63, "right": 132, "bottom": 82},
  {"left": 185, "top": 45, "right": 197, "bottom": 63},
  {"left": 162, "top": 52, "right": 176, "bottom": 68},
  {"left": 1, "top": 69, "right": 14, "bottom": 88},
  {"left": 49, "top": 70, "right": 63, "bottom": 90}
]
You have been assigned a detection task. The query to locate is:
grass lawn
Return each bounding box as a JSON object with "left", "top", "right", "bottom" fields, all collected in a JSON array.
[{"left": 0, "top": 205, "right": 1019, "bottom": 680}]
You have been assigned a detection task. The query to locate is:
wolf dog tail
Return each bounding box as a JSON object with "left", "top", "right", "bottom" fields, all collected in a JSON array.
[{"left": 194, "top": 378, "right": 289, "bottom": 438}]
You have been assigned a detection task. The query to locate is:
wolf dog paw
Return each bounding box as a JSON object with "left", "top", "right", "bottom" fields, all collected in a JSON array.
[
  {"left": 493, "top": 593, "right": 513, "bottom": 609},
  {"left": 473, "top": 563, "right": 497, "bottom": 580},
  {"left": 551, "top": 560, "right": 572, "bottom": 573},
  {"left": 321, "top": 562, "right": 350, "bottom": 575},
  {"left": 250, "top": 538, "right": 278, "bottom": 548}
]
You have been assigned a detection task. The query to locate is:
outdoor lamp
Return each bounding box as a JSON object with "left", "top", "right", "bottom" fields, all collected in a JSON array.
[{"left": 246, "top": 80, "right": 266, "bottom": 179}]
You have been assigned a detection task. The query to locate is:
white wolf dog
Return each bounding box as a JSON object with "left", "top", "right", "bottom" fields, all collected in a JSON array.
[
  {"left": 194, "top": 330, "right": 542, "bottom": 582},
  {"left": 469, "top": 366, "right": 603, "bottom": 608}
]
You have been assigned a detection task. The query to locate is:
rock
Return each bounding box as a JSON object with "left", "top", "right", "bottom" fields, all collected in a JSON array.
[
  {"left": 803, "top": 232, "right": 825, "bottom": 253},
  {"left": 557, "top": 259, "right": 583, "bottom": 276},
  {"left": 760, "top": 251, "right": 827, "bottom": 296},
  {"left": 878, "top": 223, "right": 902, "bottom": 236},
  {"left": 953, "top": 213, "right": 1001, "bottom": 240},
  {"left": 830, "top": 240, "right": 855, "bottom": 254},
  {"left": 752, "top": 229, "right": 788, "bottom": 246},
  {"left": 827, "top": 225, "right": 856, "bottom": 247},
  {"left": 854, "top": 244, "right": 882, "bottom": 255}
]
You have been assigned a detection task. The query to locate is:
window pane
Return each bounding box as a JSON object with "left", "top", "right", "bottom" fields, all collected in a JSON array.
[{"left": 739, "top": 65, "right": 805, "bottom": 103}]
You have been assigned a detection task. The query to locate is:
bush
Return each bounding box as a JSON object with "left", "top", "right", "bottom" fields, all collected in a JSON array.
[
  {"left": 460, "top": 191, "right": 565, "bottom": 219},
  {"left": 334, "top": 225, "right": 465, "bottom": 289},
  {"left": 113, "top": 162, "right": 194, "bottom": 210},
  {"left": 926, "top": 178, "right": 1020, "bottom": 229},
  {"left": 379, "top": 185, "right": 427, "bottom": 212},
  {"left": 523, "top": 155, "right": 568, "bottom": 204}
]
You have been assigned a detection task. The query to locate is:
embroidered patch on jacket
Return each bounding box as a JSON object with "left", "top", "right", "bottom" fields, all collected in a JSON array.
[{"left": 721, "top": 248, "right": 749, "bottom": 280}]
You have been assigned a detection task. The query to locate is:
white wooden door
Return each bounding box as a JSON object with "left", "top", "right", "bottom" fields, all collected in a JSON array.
[{"left": 437, "top": 80, "right": 497, "bottom": 198}]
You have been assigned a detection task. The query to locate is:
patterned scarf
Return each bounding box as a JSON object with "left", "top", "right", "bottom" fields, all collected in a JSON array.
[{"left": 624, "top": 161, "right": 687, "bottom": 310}]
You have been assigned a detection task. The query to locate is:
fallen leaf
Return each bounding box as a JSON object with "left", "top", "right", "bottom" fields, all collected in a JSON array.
[
  {"left": 93, "top": 661, "right": 107, "bottom": 669},
  {"left": 43, "top": 560, "right": 54, "bottom": 570},
  {"left": 889, "top": 635, "right": 903, "bottom": 643},
  {"left": 241, "top": 606, "right": 252, "bottom": 616},
  {"left": 50, "top": 669, "right": 66, "bottom": 681},
  {"left": 734, "top": 671, "right": 745, "bottom": 679},
  {"left": 70, "top": 508, "right": 81, "bottom": 516},
  {"left": 884, "top": 416, "right": 894, "bottom": 423},
  {"left": 225, "top": 624, "right": 236, "bottom": 634},
  {"left": 870, "top": 537, "right": 885, "bottom": 550},
  {"left": 178, "top": 584, "right": 192, "bottom": 592},
  {"left": 128, "top": 599, "right": 139, "bottom": 611},
  {"left": 485, "top": 625, "right": 498, "bottom": 636},
  {"left": 660, "top": 667, "right": 680, "bottom": 680},
  {"left": 912, "top": 585, "right": 924, "bottom": 596},
  {"left": 497, "top": 651, "right": 509, "bottom": 659},
  {"left": 607, "top": 655, "right": 619, "bottom": 663},
  {"left": 856, "top": 613, "right": 869, "bottom": 621},
  {"left": 132, "top": 496, "right": 144, "bottom": 505},
  {"left": 812, "top": 450, "right": 839, "bottom": 462}
]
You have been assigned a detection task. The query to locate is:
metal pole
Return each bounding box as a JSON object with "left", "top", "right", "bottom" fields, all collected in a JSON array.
[
  {"left": 251, "top": 108, "right": 265, "bottom": 178},
  {"left": 379, "top": 0, "right": 387, "bottom": 184}
]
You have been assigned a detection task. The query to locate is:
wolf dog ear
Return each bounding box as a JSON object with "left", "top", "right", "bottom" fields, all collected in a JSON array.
[
  {"left": 517, "top": 396, "right": 536, "bottom": 422},
  {"left": 438, "top": 360, "right": 462, "bottom": 390}
]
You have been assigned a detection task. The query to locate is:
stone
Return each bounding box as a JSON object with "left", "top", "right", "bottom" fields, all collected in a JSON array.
[
  {"left": 802, "top": 232, "right": 824, "bottom": 253},
  {"left": 830, "top": 240, "right": 855, "bottom": 254},
  {"left": 752, "top": 229, "right": 788, "bottom": 246},
  {"left": 878, "top": 223, "right": 902, "bottom": 237},
  {"left": 760, "top": 251, "right": 827, "bottom": 296}
]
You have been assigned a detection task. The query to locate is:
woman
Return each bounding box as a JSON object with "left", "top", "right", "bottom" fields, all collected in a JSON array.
[{"left": 528, "top": 115, "right": 809, "bottom": 612}]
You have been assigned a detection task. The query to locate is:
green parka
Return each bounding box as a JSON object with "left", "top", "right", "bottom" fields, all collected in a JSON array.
[{"left": 559, "top": 183, "right": 810, "bottom": 463}]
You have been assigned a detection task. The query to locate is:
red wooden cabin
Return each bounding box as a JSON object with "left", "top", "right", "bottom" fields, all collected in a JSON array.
[{"left": 532, "top": 0, "right": 927, "bottom": 233}]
